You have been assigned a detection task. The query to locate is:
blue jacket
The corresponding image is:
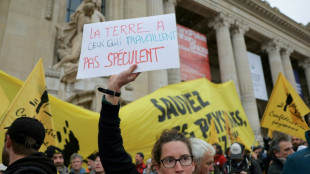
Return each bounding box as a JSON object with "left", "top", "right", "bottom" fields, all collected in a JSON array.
[{"left": 281, "top": 130, "right": 310, "bottom": 174}]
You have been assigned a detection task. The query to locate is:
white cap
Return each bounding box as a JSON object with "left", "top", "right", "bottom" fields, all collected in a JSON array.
[
  {"left": 0, "top": 164, "right": 7, "bottom": 171},
  {"left": 146, "top": 158, "right": 152, "bottom": 164},
  {"left": 230, "top": 143, "right": 244, "bottom": 160}
]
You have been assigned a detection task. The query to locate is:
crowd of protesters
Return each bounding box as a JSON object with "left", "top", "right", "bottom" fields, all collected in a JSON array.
[{"left": 1, "top": 64, "right": 310, "bottom": 174}]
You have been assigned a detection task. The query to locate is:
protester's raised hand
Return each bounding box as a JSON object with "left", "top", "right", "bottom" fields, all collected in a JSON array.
[{"left": 106, "top": 64, "right": 140, "bottom": 104}]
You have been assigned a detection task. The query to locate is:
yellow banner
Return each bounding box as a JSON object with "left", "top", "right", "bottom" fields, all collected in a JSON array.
[
  {"left": 0, "top": 59, "right": 56, "bottom": 147},
  {"left": 209, "top": 119, "right": 220, "bottom": 145},
  {"left": 0, "top": 70, "right": 255, "bottom": 165},
  {"left": 0, "top": 65, "right": 99, "bottom": 167},
  {"left": 120, "top": 78, "right": 255, "bottom": 161},
  {"left": 0, "top": 85, "right": 9, "bottom": 117},
  {"left": 261, "top": 73, "right": 310, "bottom": 139}
]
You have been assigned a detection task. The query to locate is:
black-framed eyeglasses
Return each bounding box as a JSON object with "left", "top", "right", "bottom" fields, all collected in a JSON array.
[{"left": 160, "top": 155, "right": 193, "bottom": 168}]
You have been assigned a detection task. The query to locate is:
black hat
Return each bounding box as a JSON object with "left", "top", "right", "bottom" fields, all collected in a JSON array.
[
  {"left": 88, "top": 154, "right": 96, "bottom": 161},
  {"left": 5, "top": 117, "right": 45, "bottom": 150},
  {"left": 252, "top": 145, "right": 262, "bottom": 152},
  {"left": 45, "top": 145, "right": 63, "bottom": 158}
]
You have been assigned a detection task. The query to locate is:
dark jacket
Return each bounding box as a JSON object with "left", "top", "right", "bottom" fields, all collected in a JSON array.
[
  {"left": 4, "top": 152, "right": 57, "bottom": 174},
  {"left": 281, "top": 130, "right": 310, "bottom": 174},
  {"left": 98, "top": 100, "right": 139, "bottom": 174},
  {"left": 223, "top": 156, "right": 262, "bottom": 174},
  {"left": 267, "top": 158, "right": 283, "bottom": 174}
]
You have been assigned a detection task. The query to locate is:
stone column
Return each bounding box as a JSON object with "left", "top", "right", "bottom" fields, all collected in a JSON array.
[
  {"left": 208, "top": 13, "right": 240, "bottom": 96},
  {"left": 301, "top": 59, "right": 310, "bottom": 96},
  {"left": 230, "top": 20, "right": 260, "bottom": 134},
  {"left": 164, "top": 0, "right": 176, "bottom": 13},
  {"left": 148, "top": 0, "right": 164, "bottom": 15},
  {"left": 148, "top": 0, "right": 168, "bottom": 93},
  {"left": 105, "top": 0, "right": 124, "bottom": 20},
  {"left": 262, "top": 39, "right": 287, "bottom": 139},
  {"left": 164, "top": 0, "right": 181, "bottom": 84},
  {"left": 281, "top": 45, "right": 297, "bottom": 89},
  {"left": 261, "top": 39, "right": 284, "bottom": 85}
]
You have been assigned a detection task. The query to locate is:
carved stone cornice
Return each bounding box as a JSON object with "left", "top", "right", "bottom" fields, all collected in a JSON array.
[
  {"left": 280, "top": 43, "right": 293, "bottom": 57},
  {"left": 231, "top": 19, "right": 249, "bottom": 35},
  {"left": 299, "top": 59, "right": 310, "bottom": 69},
  {"left": 45, "top": 0, "right": 54, "bottom": 20},
  {"left": 261, "top": 38, "right": 281, "bottom": 53},
  {"left": 229, "top": 0, "right": 310, "bottom": 44},
  {"left": 46, "top": 68, "right": 60, "bottom": 78},
  {"left": 208, "top": 13, "right": 234, "bottom": 30}
]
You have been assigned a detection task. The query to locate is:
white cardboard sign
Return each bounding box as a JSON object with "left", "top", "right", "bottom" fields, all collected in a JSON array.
[{"left": 76, "top": 13, "right": 180, "bottom": 79}]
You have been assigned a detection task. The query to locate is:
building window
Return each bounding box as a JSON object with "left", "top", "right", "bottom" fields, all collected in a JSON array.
[{"left": 66, "top": 0, "right": 105, "bottom": 22}]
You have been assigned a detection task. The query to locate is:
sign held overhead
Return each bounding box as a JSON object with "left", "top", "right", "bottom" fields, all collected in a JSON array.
[{"left": 77, "top": 13, "right": 180, "bottom": 79}]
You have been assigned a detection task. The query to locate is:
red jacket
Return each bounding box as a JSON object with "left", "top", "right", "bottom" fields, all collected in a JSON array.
[
  {"left": 136, "top": 161, "right": 146, "bottom": 174},
  {"left": 214, "top": 153, "right": 227, "bottom": 169}
]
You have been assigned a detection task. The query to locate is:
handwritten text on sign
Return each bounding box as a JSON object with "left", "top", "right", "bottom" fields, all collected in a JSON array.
[{"left": 77, "top": 13, "right": 180, "bottom": 79}]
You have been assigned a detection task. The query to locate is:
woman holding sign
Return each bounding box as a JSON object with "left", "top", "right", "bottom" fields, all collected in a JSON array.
[{"left": 98, "top": 64, "right": 195, "bottom": 174}]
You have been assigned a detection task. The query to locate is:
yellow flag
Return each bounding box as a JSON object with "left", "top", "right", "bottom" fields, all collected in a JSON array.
[
  {"left": 0, "top": 85, "right": 9, "bottom": 117},
  {"left": 224, "top": 112, "right": 236, "bottom": 144},
  {"left": 0, "top": 68, "right": 99, "bottom": 166},
  {"left": 209, "top": 119, "right": 220, "bottom": 145},
  {"left": 261, "top": 73, "right": 310, "bottom": 140},
  {"left": 236, "top": 136, "right": 250, "bottom": 151},
  {"left": 0, "top": 58, "right": 56, "bottom": 148}
]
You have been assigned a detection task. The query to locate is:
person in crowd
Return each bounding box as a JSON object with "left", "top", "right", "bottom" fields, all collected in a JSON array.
[
  {"left": 267, "top": 138, "right": 294, "bottom": 174},
  {"left": 143, "top": 158, "right": 157, "bottom": 174},
  {"left": 2, "top": 117, "right": 57, "bottom": 174},
  {"left": 225, "top": 147, "right": 231, "bottom": 159},
  {"left": 281, "top": 130, "right": 310, "bottom": 173},
  {"left": 0, "top": 164, "right": 7, "bottom": 174},
  {"left": 223, "top": 142, "right": 262, "bottom": 174},
  {"left": 45, "top": 145, "right": 70, "bottom": 174},
  {"left": 98, "top": 64, "right": 195, "bottom": 173},
  {"left": 212, "top": 143, "right": 227, "bottom": 173},
  {"left": 87, "top": 154, "right": 96, "bottom": 174},
  {"left": 136, "top": 152, "right": 146, "bottom": 174},
  {"left": 251, "top": 145, "right": 266, "bottom": 172},
  {"left": 69, "top": 153, "right": 86, "bottom": 174},
  {"left": 94, "top": 153, "right": 105, "bottom": 174},
  {"left": 191, "top": 138, "right": 215, "bottom": 174},
  {"left": 291, "top": 136, "right": 302, "bottom": 151}
]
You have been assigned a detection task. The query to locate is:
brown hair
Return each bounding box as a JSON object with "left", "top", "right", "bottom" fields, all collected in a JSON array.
[
  {"left": 151, "top": 129, "right": 192, "bottom": 166},
  {"left": 5, "top": 132, "right": 37, "bottom": 155}
]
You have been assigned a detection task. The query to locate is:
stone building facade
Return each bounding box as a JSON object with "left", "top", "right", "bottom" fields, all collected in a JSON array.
[{"left": 1, "top": 0, "right": 310, "bottom": 136}]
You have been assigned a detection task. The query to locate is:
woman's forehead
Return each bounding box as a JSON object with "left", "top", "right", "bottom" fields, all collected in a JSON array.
[{"left": 161, "top": 141, "right": 190, "bottom": 157}]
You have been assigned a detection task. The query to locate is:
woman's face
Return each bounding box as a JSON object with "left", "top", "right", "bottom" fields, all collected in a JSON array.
[
  {"left": 95, "top": 156, "right": 105, "bottom": 173},
  {"left": 156, "top": 141, "right": 195, "bottom": 174}
]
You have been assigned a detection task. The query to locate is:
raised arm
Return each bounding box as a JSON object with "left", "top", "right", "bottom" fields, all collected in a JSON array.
[
  {"left": 98, "top": 65, "right": 140, "bottom": 174},
  {"left": 105, "top": 64, "right": 139, "bottom": 104}
]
